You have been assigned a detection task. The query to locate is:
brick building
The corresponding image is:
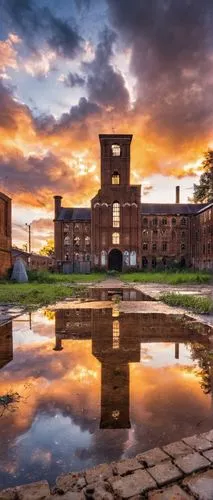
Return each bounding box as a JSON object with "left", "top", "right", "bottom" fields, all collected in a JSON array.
[
  {"left": 12, "top": 248, "right": 54, "bottom": 271},
  {"left": 0, "top": 192, "right": 12, "bottom": 276},
  {"left": 54, "top": 134, "right": 213, "bottom": 272}
]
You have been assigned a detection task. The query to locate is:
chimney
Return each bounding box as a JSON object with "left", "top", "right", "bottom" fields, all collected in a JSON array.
[
  {"left": 176, "top": 186, "right": 180, "bottom": 204},
  {"left": 54, "top": 195, "right": 62, "bottom": 219}
]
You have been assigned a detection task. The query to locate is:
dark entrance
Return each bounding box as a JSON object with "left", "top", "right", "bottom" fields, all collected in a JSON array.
[{"left": 108, "top": 249, "right": 122, "bottom": 271}]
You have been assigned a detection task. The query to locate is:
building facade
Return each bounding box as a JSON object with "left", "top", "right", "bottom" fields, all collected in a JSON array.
[
  {"left": 54, "top": 134, "right": 213, "bottom": 272},
  {"left": 0, "top": 192, "right": 12, "bottom": 276}
]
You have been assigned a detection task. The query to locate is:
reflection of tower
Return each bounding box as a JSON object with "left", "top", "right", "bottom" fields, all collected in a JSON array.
[
  {"left": 53, "top": 336, "right": 63, "bottom": 351},
  {"left": 92, "top": 308, "right": 140, "bottom": 429},
  {"left": 0, "top": 321, "right": 13, "bottom": 369},
  {"left": 175, "top": 343, "right": 179, "bottom": 360}
]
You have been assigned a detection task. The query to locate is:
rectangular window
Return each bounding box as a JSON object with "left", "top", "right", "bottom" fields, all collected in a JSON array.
[
  {"left": 113, "top": 320, "right": 120, "bottom": 349},
  {"left": 143, "top": 242, "right": 148, "bottom": 250},
  {"left": 113, "top": 203, "right": 120, "bottom": 228},
  {"left": 162, "top": 242, "right": 167, "bottom": 251},
  {"left": 112, "top": 232, "right": 120, "bottom": 244}
]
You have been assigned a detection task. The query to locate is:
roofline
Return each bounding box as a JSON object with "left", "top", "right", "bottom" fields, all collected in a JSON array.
[
  {"left": 99, "top": 134, "right": 132, "bottom": 141},
  {"left": 0, "top": 192, "right": 11, "bottom": 201},
  {"left": 196, "top": 202, "right": 213, "bottom": 214}
]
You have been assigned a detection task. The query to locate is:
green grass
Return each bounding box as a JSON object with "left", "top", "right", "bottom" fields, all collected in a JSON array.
[
  {"left": 0, "top": 283, "right": 86, "bottom": 308},
  {"left": 27, "top": 270, "right": 105, "bottom": 284},
  {"left": 121, "top": 271, "right": 212, "bottom": 285},
  {"left": 161, "top": 292, "right": 213, "bottom": 314}
]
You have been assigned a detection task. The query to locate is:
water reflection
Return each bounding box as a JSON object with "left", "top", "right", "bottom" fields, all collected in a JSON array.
[
  {"left": 54, "top": 307, "right": 213, "bottom": 430},
  {"left": 0, "top": 307, "right": 213, "bottom": 488}
]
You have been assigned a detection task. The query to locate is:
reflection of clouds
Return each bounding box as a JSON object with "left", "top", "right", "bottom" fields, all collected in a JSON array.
[{"left": 0, "top": 331, "right": 212, "bottom": 487}]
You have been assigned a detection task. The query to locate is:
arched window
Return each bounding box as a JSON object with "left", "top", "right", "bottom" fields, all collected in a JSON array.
[
  {"left": 111, "top": 144, "right": 120, "bottom": 156},
  {"left": 112, "top": 232, "right": 120, "bottom": 244},
  {"left": 113, "top": 320, "right": 120, "bottom": 349},
  {"left": 113, "top": 202, "right": 120, "bottom": 228},
  {"left": 181, "top": 217, "right": 186, "bottom": 225},
  {"left": 64, "top": 235, "right": 71, "bottom": 245},
  {"left": 162, "top": 217, "right": 167, "bottom": 225},
  {"left": 172, "top": 217, "right": 176, "bottom": 225},
  {"left": 112, "top": 171, "right": 120, "bottom": 185},
  {"left": 74, "top": 236, "right": 80, "bottom": 246}
]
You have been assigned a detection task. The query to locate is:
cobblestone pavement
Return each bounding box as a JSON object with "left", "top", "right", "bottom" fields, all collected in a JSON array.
[
  {"left": 1, "top": 430, "right": 213, "bottom": 499},
  {"left": 0, "top": 305, "right": 26, "bottom": 325}
]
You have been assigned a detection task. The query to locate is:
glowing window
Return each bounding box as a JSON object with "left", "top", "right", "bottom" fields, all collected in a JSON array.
[
  {"left": 111, "top": 144, "right": 120, "bottom": 156},
  {"left": 113, "top": 202, "right": 120, "bottom": 228},
  {"left": 112, "top": 410, "right": 120, "bottom": 420},
  {"left": 112, "top": 232, "right": 120, "bottom": 244},
  {"left": 113, "top": 320, "right": 120, "bottom": 349},
  {"left": 112, "top": 172, "right": 120, "bottom": 184}
]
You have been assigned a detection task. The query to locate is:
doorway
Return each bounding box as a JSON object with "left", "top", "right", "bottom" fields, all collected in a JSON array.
[{"left": 108, "top": 249, "right": 123, "bottom": 271}]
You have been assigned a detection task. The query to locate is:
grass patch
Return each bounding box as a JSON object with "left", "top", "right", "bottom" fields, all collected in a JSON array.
[
  {"left": 121, "top": 271, "right": 212, "bottom": 285},
  {"left": 0, "top": 283, "right": 86, "bottom": 308},
  {"left": 27, "top": 270, "right": 105, "bottom": 284},
  {"left": 161, "top": 292, "right": 213, "bottom": 314}
]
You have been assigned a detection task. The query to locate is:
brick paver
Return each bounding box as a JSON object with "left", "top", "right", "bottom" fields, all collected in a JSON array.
[
  {"left": 148, "top": 461, "right": 182, "bottom": 486},
  {"left": 115, "top": 458, "right": 143, "bottom": 476},
  {"left": 111, "top": 469, "right": 156, "bottom": 498},
  {"left": 175, "top": 452, "right": 210, "bottom": 475},
  {"left": 136, "top": 448, "right": 169, "bottom": 467},
  {"left": 163, "top": 440, "right": 192, "bottom": 458},
  {"left": 183, "top": 434, "right": 212, "bottom": 452},
  {"left": 148, "top": 484, "right": 193, "bottom": 499},
  {"left": 183, "top": 469, "right": 213, "bottom": 500}
]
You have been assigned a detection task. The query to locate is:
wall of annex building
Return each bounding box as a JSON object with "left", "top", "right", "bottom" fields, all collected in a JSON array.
[
  {"left": 140, "top": 213, "right": 191, "bottom": 269},
  {"left": 54, "top": 220, "right": 91, "bottom": 272},
  {"left": 191, "top": 206, "right": 213, "bottom": 270}
]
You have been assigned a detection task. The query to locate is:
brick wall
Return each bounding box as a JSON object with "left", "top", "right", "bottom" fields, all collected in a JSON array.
[{"left": 0, "top": 193, "right": 12, "bottom": 277}]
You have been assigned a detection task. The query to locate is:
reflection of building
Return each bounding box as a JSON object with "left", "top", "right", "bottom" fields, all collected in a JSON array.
[
  {"left": 54, "top": 306, "right": 212, "bottom": 429},
  {"left": 0, "top": 322, "right": 13, "bottom": 369},
  {"left": 54, "top": 134, "right": 213, "bottom": 272}
]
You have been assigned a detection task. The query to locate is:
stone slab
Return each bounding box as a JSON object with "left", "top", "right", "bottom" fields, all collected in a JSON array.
[
  {"left": 163, "top": 440, "right": 192, "bottom": 458},
  {"left": 201, "top": 429, "right": 213, "bottom": 443},
  {"left": 83, "top": 482, "right": 113, "bottom": 500},
  {"left": 183, "top": 434, "right": 212, "bottom": 452},
  {"left": 115, "top": 458, "right": 143, "bottom": 476},
  {"left": 49, "top": 493, "right": 83, "bottom": 500},
  {"left": 202, "top": 448, "right": 213, "bottom": 463},
  {"left": 136, "top": 448, "right": 169, "bottom": 467},
  {"left": 85, "top": 464, "right": 113, "bottom": 484},
  {"left": 182, "top": 469, "right": 213, "bottom": 500},
  {"left": 56, "top": 472, "right": 86, "bottom": 493},
  {"left": 111, "top": 469, "right": 156, "bottom": 498},
  {"left": 148, "top": 461, "right": 182, "bottom": 486},
  {"left": 175, "top": 452, "right": 210, "bottom": 475},
  {"left": 0, "top": 489, "right": 16, "bottom": 500},
  {"left": 148, "top": 484, "right": 193, "bottom": 499},
  {"left": 16, "top": 480, "right": 50, "bottom": 500}
]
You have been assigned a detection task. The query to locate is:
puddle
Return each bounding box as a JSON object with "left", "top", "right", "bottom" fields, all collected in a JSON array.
[
  {"left": 0, "top": 306, "right": 213, "bottom": 488},
  {"left": 86, "top": 287, "right": 154, "bottom": 301}
]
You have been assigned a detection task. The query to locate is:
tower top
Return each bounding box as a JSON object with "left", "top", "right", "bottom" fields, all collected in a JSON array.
[{"left": 99, "top": 134, "right": 132, "bottom": 142}]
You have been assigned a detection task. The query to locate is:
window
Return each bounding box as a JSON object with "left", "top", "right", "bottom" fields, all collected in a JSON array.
[
  {"left": 85, "top": 236, "right": 90, "bottom": 246},
  {"left": 172, "top": 217, "right": 176, "bottom": 225},
  {"left": 112, "top": 172, "right": 120, "bottom": 184},
  {"left": 113, "top": 202, "right": 120, "bottom": 228},
  {"left": 162, "top": 217, "right": 167, "bottom": 225},
  {"left": 74, "top": 236, "right": 80, "bottom": 246},
  {"left": 152, "top": 217, "right": 158, "bottom": 226},
  {"left": 181, "top": 243, "right": 185, "bottom": 251},
  {"left": 143, "top": 242, "right": 148, "bottom": 250},
  {"left": 143, "top": 217, "right": 148, "bottom": 226},
  {"left": 153, "top": 229, "right": 158, "bottom": 235},
  {"left": 112, "top": 232, "right": 120, "bottom": 244},
  {"left": 152, "top": 243, "right": 157, "bottom": 251},
  {"left": 181, "top": 217, "right": 186, "bottom": 225},
  {"left": 112, "top": 144, "right": 120, "bottom": 156},
  {"left": 113, "top": 320, "right": 120, "bottom": 349},
  {"left": 162, "top": 242, "right": 167, "bottom": 251},
  {"left": 181, "top": 231, "right": 185, "bottom": 239}
]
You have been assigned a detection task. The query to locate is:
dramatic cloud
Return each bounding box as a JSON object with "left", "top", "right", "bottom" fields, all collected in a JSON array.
[
  {"left": 107, "top": 0, "right": 213, "bottom": 144},
  {"left": 2, "top": 0, "right": 83, "bottom": 58},
  {"left": 84, "top": 27, "right": 130, "bottom": 110},
  {"left": 62, "top": 72, "right": 85, "bottom": 88}
]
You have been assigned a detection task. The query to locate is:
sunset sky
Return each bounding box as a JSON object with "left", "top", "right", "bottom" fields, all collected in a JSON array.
[{"left": 0, "top": 0, "right": 213, "bottom": 250}]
